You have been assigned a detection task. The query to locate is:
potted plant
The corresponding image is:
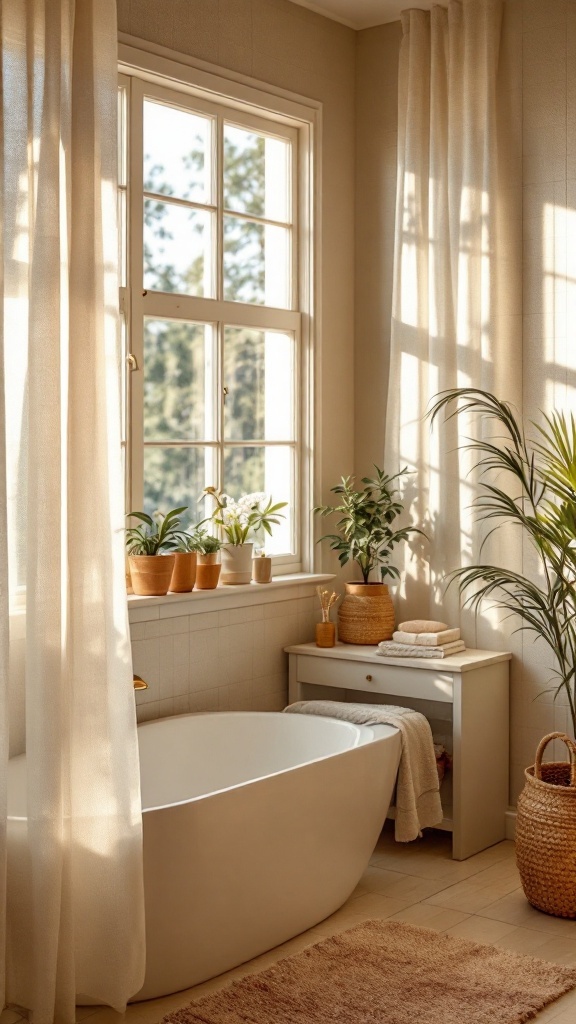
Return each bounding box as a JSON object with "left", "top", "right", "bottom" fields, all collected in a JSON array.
[
  {"left": 169, "top": 524, "right": 206, "bottom": 593},
  {"left": 314, "top": 467, "right": 422, "bottom": 643},
  {"left": 125, "top": 506, "right": 187, "bottom": 596},
  {"left": 203, "top": 488, "right": 287, "bottom": 585},
  {"left": 194, "top": 532, "right": 223, "bottom": 590},
  {"left": 429, "top": 387, "right": 576, "bottom": 917}
]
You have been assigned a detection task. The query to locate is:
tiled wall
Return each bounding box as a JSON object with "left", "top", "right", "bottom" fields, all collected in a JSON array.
[{"left": 130, "top": 587, "right": 321, "bottom": 723}]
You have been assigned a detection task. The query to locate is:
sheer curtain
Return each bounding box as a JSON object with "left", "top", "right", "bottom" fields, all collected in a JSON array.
[
  {"left": 1, "top": 2, "right": 145, "bottom": 1021},
  {"left": 385, "top": 0, "right": 522, "bottom": 644}
]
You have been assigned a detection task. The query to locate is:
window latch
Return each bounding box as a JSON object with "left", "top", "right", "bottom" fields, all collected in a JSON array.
[
  {"left": 223, "top": 385, "right": 229, "bottom": 402},
  {"left": 126, "top": 353, "right": 139, "bottom": 372}
]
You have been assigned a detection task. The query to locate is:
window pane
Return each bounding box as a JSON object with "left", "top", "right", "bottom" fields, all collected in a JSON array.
[
  {"left": 144, "top": 99, "right": 212, "bottom": 204},
  {"left": 223, "top": 125, "right": 290, "bottom": 223},
  {"left": 144, "top": 200, "right": 214, "bottom": 296},
  {"left": 223, "top": 445, "right": 294, "bottom": 555},
  {"left": 118, "top": 189, "right": 127, "bottom": 287},
  {"left": 118, "top": 86, "right": 127, "bottom": 188},
  {"left": 143, "top": 446, "right": 216, "bottom": 531},
  {"left": 223, "top": 327, "right": 294, "bottom": 441},
  {"left": 144, "top": 319, "right": 215, "bottom": 442},
  {"left": 223, "top": 216, "right": 290, "bottom": 307}
]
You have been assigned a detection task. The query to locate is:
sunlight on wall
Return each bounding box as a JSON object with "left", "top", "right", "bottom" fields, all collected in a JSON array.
[{"left": 543, "top": 202, "right": 576, "bottom": 410}]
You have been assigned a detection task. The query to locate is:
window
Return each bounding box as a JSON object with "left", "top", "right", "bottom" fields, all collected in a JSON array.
[{"left": 119, "top": 66, "right": 314, "bottom": 570}]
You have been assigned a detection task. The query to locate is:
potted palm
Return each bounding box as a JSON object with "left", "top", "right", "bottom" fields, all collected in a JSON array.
[
  {"left": 125, "top": 506, "right": 187, "bottom": 596},
  {"left": 202, "top": 488, "right": 287, "bottom": 585},
  {"left": 194, "top": 532, "right": 223, "bottom": 590},
  {"left": 429, "top": 387, "right": 576, "bottom": 917},
  {"left": 314, "top": 467, "right": 422, "bottom": 644}
]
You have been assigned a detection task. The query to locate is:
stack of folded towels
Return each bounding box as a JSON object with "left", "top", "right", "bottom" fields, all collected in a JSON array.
[{"left": 377, "top": 619, "right": 466, "bottom": 659}]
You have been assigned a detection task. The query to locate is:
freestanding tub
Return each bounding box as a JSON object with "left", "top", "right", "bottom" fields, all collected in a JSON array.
[
  {"left": 135, "top": 711, "right": 401, "bottom": 1000},
  {"left": 8, "top": 711, "right": 401, "bottom": 1003}
]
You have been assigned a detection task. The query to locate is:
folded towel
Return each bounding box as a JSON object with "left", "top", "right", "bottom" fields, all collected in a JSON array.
[
  {"left": 377, "top": 640, "right": 466, "bottom": 658},
  {"left": 393, "top": 628, "right": 461, "bottom": 646},
  {"left": 399, "top": 619, "right": 449, "bottom": 633},
  {"left": 284, "top": 700, "right": 443, "bottom": 842}
]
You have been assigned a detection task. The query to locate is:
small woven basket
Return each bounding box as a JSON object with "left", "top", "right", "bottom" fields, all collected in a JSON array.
[{"left": 516, "top": 731, "right": 576, "bottom": 919}]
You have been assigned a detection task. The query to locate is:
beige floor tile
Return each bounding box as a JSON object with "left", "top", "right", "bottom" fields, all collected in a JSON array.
[
  {"left": 0, "top": 1011, "right": 24, "bottom": 1024},
  {"left": 388, "top": 902, "right": 471, "bottom": 931},
  {"left": 444, "top": 916, "right": 519, "bottom": 944},
  {"left": 535, "top": 987, "right": 576, "bottom": 1022},
  {"left": 312, "top": 893, "right": 409, "bottom": 936},
  {"left": 423, "top": 863, "right": 523, "bottom": 914},
  {"left": 372, "top": 831, "right": 515, "bottom": 883},
  {"left": 478, "top": 889, "right": 576, "bottom": 938}
]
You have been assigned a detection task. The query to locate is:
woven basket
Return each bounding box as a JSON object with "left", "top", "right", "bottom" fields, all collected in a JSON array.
[
  {"left": 516, "top": 731, "right": 576, "bottom": 919},
  {"left": 337, "top": 582, "right": 395, "bottom": 645}
]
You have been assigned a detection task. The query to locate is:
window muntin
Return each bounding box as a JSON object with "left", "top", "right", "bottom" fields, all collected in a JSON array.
[{"left": 122, "top": 76, "right": 305, "bottom": 564}]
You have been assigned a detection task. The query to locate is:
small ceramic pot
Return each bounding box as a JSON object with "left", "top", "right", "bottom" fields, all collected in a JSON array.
[
  {"left": 221, "top": 542, "right": 253, "bottom": 585},
  {"left": 169, "top": 551, "right": 197, "bottom": 593},
  {"left": 315, "top": 622, "right": 336, "bottom": 648},
  {"left": 195, "top": 552, "right": 221, "bottom": 590},
  {"left": 252, "top": 555, "right": 272, "bottom": 584},
  {"left": 128, "top": 554, "right": 176, "bottom": 597}
]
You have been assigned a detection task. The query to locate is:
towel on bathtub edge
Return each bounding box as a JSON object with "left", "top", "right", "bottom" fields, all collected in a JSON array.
[{"left": 284, "top": 700, "right": 443, "bottom": 843}]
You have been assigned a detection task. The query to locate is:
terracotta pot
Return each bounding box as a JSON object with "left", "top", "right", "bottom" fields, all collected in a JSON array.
[
  {"left": 128, "top": 554, "right": 176, "bottom": 597},
  {"left": 337, "top": 581, "right": 395, "bottom": 645},
  {"left": 252, "top": 555, "right": 272, "bottom": 584},
  {"left": 315, "top": 622, "right": 336, "bottom": 648},
  {"left": 195, "top": 552, "right": 221, "bottom": 590},
  {"left": 221, "top": 542, "right": 253, "bottom": 585},
  {"left": 169, "top": 551, "right": 197, "bottom": 593}
]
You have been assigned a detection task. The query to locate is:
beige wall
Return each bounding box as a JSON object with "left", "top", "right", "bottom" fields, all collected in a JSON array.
[
  {"left": 355, "top": 0, "right": 576, "bottom": 803},
  {"left": 354, "top": 20, "right": 401, "bottom": 478},
  {"left": 118, "top": 0, "right": 356, "bottom": 571}
]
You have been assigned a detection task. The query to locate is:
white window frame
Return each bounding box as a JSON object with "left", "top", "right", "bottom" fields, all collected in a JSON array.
[{"left": 118, "top": 43, "right": 318, "bottom": 574}]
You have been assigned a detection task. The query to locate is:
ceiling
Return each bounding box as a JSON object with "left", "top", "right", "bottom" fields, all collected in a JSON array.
[{"left": 289, "top": 0, "right": 435, "bottom": 30}]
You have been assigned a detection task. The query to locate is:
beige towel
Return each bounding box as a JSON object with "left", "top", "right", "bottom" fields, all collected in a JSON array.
[
  {"left": 284, "top": 700, "right": 443, "bottom": 843},
  {"left": 393, "top": 628, "right": 461, "bottom": 646},
  {"left": 378, "top": 640, "right": 466, "bottom": 658}
]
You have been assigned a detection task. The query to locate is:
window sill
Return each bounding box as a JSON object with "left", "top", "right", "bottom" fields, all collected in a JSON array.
[{"left": 127, "top": 572, "right": 336, "bottom": 623}]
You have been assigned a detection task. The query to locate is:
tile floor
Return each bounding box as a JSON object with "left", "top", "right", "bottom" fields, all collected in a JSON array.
[{"left": 3, "top": 825, "right": 576, "bottom": 1023}]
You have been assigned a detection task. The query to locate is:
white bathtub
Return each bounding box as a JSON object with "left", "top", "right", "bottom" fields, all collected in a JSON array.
[
  {"left": 135, "top": 711, "right": 401, "bottom": 1001},
  {"left": 8, "top": 711, "right": 401, "bottom": 1003}
]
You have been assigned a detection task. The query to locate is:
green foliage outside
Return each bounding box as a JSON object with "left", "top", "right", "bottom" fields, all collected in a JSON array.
[{"left": 142, "top": 123, "right": 274, "bottom": 529}]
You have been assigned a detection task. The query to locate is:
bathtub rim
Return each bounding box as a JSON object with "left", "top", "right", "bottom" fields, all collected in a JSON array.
[
  {"left": 137, "top": 710, "right": 399, "bottom": 813},
  {"left": 7, "top": 711, "right": 400, "bottom": 820}
]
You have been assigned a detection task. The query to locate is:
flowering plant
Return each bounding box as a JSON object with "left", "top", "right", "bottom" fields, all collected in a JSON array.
[{"left": 203, "top": 488, "right": 287, "bottom": 546}]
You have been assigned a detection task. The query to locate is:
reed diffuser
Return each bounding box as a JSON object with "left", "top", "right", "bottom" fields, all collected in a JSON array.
[{"left": 315, "top": 587, "right": 339, "bottom": 647}]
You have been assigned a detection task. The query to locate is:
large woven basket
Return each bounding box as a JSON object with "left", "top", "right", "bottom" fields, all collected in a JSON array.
[{"left": 516, "top": 731, "right": 576, "bottom": 918}]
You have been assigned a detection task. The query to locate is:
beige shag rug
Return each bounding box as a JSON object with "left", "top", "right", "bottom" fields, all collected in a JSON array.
[{"left": 162, "top": 919, "right": 576, "bottom": 1024}]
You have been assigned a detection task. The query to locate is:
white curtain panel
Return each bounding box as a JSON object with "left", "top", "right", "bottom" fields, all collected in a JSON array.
[
  {"left": 386, "top": 0, "right": 522, "bottom": 641},
  {"left": 0, "top": 1, "right": 145, "bottom": 1020}
]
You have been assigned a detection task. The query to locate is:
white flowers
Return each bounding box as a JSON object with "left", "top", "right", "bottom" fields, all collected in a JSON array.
[{"left": 202, "top": 487, "right": 287, "bottom": 546}]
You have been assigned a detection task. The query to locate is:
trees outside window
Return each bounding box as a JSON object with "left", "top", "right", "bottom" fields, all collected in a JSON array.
[{"left": 119, "top": 74, "right": 306, "bottom": 565}]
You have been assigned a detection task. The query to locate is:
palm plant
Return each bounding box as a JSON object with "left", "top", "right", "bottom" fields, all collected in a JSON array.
[
  {"left": 125, "top": 506, "right": 188, "bottom": 555},
  {"left": 314, "top": 466, "right": 422, "bottom": 584},
  {"left": 429, "top": 388, "right": 576, "bottom": 736}
]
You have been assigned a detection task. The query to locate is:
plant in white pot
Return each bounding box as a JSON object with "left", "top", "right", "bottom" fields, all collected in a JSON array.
[
  {"left": 429, "top": 387, "right": 576, "bottom": 917},
  {"left": 202, "top": 488, "right": 287, "bottom": 585},
  {"left": 314, "top": 467, "right": 423, "bottom": 644},
  {"left": 125, "top": 506, "right": 187, "bottom": 596}
]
